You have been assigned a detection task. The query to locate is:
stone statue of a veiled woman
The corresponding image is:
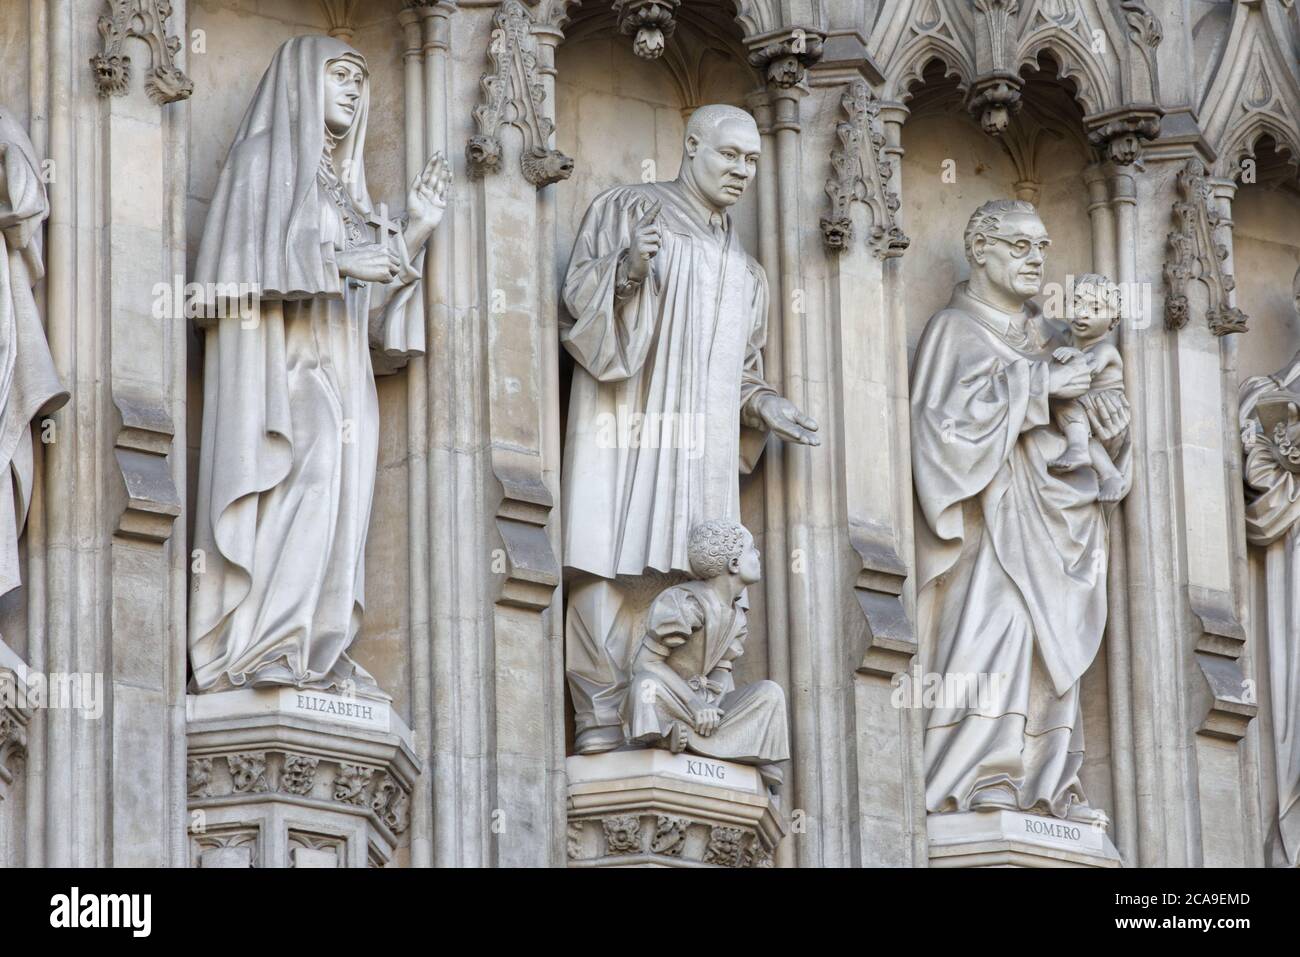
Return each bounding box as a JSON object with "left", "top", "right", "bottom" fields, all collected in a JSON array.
[{"left": 188, "top": 36, "right": 449, "bottom": 698}]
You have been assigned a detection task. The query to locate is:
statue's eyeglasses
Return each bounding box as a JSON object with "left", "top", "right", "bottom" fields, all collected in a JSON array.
[{"left": 983, "top": 234, "right": 1051, "bottom": 258}]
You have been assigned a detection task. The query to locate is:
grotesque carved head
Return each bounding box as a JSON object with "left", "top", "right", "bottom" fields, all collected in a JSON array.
[
  {"left": 964, "top": 199, "right": 1050, "bottom": 305},
  {"left": 688, "top": 520, "right": 761, "bottom": 585},
  {"left": 681, "top": 105, "right": 761, "bottom": 211}
]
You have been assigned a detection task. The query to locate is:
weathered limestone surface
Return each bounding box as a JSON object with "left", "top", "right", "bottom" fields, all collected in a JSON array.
[{"left": 0, "top": 0, "right": 1297, "bottom": 868}]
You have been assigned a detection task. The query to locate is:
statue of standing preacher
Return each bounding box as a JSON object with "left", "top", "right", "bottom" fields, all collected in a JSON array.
[{"left": 561, "top": 104, "right": 818, "bottom": 754}]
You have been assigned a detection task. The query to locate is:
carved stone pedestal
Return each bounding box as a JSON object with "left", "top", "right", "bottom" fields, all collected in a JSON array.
[
  {"left": 186, "top": 688, "right": 420, "bottom": 868},
  {"left": 566, "top": 751, "right": 786, "bottom": 868},
  {"left": 927, "top": 810, "right": 1122, "bottom": 868}
]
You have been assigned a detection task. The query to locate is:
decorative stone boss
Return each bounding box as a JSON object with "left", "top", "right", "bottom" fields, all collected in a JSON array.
[
  {"left": 910, "top": 199, "right": 1132, "bottom": 827},
  {"left": 188, "top": 36, "right": 450, "bottom": 699}
]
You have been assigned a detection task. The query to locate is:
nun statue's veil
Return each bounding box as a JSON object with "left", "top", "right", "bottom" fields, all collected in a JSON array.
[{"left": 194, "top": 35, "right": 372, "bottom": 303}]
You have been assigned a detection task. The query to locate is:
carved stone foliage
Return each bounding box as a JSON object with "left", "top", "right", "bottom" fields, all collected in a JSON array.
[
  {"left": 187, "top": 757, "right": 213, "bottom": 798},
  {"left": 91, "top": 0, "right": 193, "bottom": 104},
  {"left": 747, "top": 28, "right": 826, "bottom": 89},
  {"left": 467, "top": 0, "right": 574, "bottom": 186},
  {"left": 703, "top": 824, "right": 745, "bottom": 866},
  {"left": 1163, "top": 159, "right": 1249, "bottom": 336},
  {"left": 0, "top": 705, "right": 30, "bottom": 798},
  {"left": 227, "top": 752, "right": 270, "bottom": 794},
  {"left": 601, "top": 814, "right": 642, "bottom": 853},
  {"left": 190, "top": 748, "right": 413, "bottom": 836},
  {"left": 280, "top": 754, "right": 319, "bottom": 796},
  {"left": 569, "top": 813, "right": 775, "bottom": 867},
  {"left": 613, "top": 0, "right": 681, "bottom": 60},
  {"left": 822, "top": 79, "right": 909, "bottom": 257}
]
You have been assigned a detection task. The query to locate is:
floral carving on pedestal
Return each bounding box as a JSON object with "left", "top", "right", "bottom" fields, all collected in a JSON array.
[
  {"left": 703, "top": 825, "right": 745, "bottom": 866},
  {"left": 91, "top": 0, "right": 193, "bottom": 104},
  {"left": 1163, "top": 158, "right": 1248, "bottom": 336},
  {"left": 280, "top": 754, "right": 320, "bottom": 796},
  {"left": 333, "top": 763, "right": 374, "bottom": 806},
  {"left": 187, "top": 757, "right": 213, "bottom": 798},
  {"left": 227, "top": 752, "right": 270, "bottom": 794},
  {"left": 0, "top": 708, "right": 29, "bottom": 797},
  {"left": 467, "top": 0, "right": 573, "bottom": 186},
  {"left": 602, "top": 814, "right": 642, "bottom": 854},
  {"left": 650, "top": 815, "right": 688, "bottom": 856},
  {"left": 369, "top": 772, "right": 411, "bottom": 834},
  {"left": 822, "top": 79, "right": 908, "bottom": 257}
]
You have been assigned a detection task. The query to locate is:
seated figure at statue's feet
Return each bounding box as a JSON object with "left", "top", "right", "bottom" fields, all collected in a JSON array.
[{"left": 621, "top": 520, "right": 790, "bottom": 794}]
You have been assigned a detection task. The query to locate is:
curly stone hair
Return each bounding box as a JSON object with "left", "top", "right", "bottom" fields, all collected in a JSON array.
[
  {"left": 1072, "top": 272, "right": 1124, "bottom": 330},
  {"left": 687, "top": 520, "right": 749, "bottom": 579},
  {"left": 963, "top": 199, "right": 1039, "bottom": 266}
]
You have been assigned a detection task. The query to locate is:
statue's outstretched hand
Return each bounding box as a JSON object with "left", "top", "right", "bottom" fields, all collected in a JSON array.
[
  {"left": 755, "top": 394, "right": 820, "bottom": 446},
  {"left": 407, "top": 151, "right": 451, "bottom": 235}
]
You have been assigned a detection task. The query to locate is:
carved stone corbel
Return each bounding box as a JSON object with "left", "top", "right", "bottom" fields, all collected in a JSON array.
[
  {"left": 966, "top": 0, "right": 1022, "bottom": 134},
  {"left": 746, "top": 27, "right": 826, "bottom": 89},
  {"left": 1085, "top": 109, "right": 1162, "bottom": 166},
  {"left": 821, "top": 79, "right": 909, "bottom": 257},
  {"left": 1163, "top": 159, "right": 1249, "bottom": 336},
  {"left": 1188, "top": 586, "right": 1257, "bottom": 742},
  {"left": 91, "top": 0, "right": 193, "bottom": 104},
  {"left": 467, "top": 0, "right": 574, "bottom": 187},
  {"left": 613, "top": 0, "right": 680, "bottom": 60},
  {"left": 0, "top": 704, "right": 30, "bottom": 801}
]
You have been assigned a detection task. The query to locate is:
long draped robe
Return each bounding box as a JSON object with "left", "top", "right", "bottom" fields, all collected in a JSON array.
[
  {"left": 560, "top": 180, "right": 775, "bottom": 580},
  {"left": 1238, "top": 354, "right": 1300, "bottom": 867},
  {"left": 911, "top": 282, "right": 1130, "bottom": 817},
  {"left": 623, "top": 579, "right": 789, "bottom": 767},
  {"left": 0, "top": 108, "right": 68, "bottom": 602},
  {"left": 188, "top": 37, "right": 422, "bottom": 696}
]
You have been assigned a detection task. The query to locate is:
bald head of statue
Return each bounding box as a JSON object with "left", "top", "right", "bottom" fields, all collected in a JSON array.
[{"left": 679, "top": 104, "right": 761, "bottom": 212}]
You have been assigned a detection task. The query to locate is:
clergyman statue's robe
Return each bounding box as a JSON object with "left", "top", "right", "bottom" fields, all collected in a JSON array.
[
  {"left": 0, "top": 107, "right": 68, "bottom": 602},
  {"left": 1238, "top": 352, "right": 1300, "bottom": 867},
  {"left": 561, "top": 180, "right": 776, "bottom": 742},
  {"left": 911, "top": 281, "right": 1130, "bottom": 818}
]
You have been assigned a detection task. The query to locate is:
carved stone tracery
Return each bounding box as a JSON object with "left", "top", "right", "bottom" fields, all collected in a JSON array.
[
  {"left": 467, "top": 0, "right": 574, "bottom": 186},
  {"left": 1163, "top": 159, "right": 1249, "bottom": 336},
  {"left": 91, "top": 0, "right": 193, "bottom": 104},
  {"left": 822, "top": 79, "right": 909, "bottom": 257}
]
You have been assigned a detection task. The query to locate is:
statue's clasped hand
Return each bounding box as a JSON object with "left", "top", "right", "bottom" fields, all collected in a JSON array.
[
  {"left": 337, "top": 243, "right": 400, "bottom": 283},
  {"left": 692, "top": 706, "right": 724, "bottom": 737}
]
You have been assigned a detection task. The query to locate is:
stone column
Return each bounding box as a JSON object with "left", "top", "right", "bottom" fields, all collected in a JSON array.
[{"left": 1114, "top": 144, "right": 1261, "bottom": 866}]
